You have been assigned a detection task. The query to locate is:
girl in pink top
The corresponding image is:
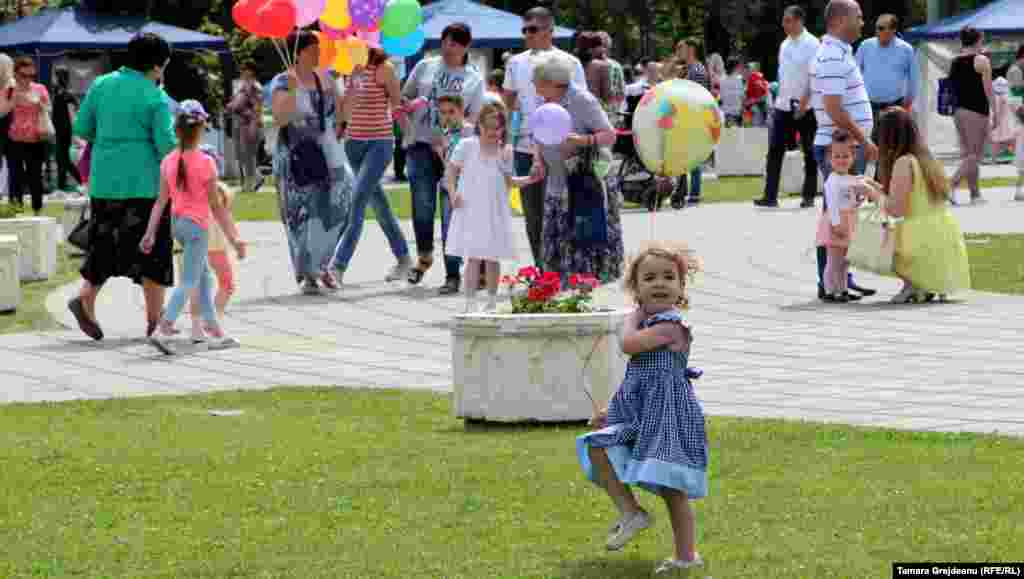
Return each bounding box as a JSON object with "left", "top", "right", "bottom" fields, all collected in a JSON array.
[{"left": 141, "top": 100, "right": 247, "bottom": 354}]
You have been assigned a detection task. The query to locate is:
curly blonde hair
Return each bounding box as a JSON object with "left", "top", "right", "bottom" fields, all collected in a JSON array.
[{"left": 623, "top": 241, "right": 702, "bottom": 309}]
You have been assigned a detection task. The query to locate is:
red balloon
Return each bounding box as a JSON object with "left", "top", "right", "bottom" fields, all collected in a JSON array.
[
  {"left": 253, "top": 0, "right": 297, "bottom": 38},
  {"left": 232, "top": 0, "right": 260, "bottom": 34}
]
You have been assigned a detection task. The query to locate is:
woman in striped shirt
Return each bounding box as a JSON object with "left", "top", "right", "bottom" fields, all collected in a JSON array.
[{"left": 332, "top": 48, "right": 412, "bottom": 284}]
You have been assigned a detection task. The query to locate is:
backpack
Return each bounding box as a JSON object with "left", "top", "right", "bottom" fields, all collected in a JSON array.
[
  {"left": 937, "top": 76, "right": 957, "bottom": 117},
  {"left": 279, "top": 72, "right": 330, "bottom": 188}
]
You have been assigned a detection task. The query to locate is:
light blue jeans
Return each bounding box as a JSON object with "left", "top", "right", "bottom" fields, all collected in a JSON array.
[
  {"left": 332, "top": 138, "right": 409, "bottom": 271},
  {"left": 164, "top": 216, "right": 217, "bottom": 326}
]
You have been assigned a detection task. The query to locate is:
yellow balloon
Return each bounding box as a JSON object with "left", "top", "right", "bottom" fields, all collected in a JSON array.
[
  {"left": 632, "top": 79, "right": 721, "bottom": 177},
  {"left": 321, "top": 0, "right": 351, "bottom": 29},
  {"left": 334, "top": 44, "right": 354, "bottom": 75},
  {"left": 347, "top": 36, "right": 368, "bottom": 68}
]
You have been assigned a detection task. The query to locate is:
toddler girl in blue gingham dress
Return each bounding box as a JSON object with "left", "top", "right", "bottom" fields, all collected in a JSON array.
[{"left": 577, "top": 242, "right": 708, "bottom": 575}]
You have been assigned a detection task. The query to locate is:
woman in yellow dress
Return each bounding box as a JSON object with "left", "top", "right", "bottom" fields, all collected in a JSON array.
[{"left": 870, "top": 107, "right": 971, "bottom": 303}]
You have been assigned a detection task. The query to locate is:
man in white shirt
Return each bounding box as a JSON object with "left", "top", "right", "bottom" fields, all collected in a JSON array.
[
  {"left": 502, "top": 6, "right": 585, "bottom": 268},
  {"left": 810, "top": 0, "right": 878, "bottom": 300},
  {"left": 755, "top": 5, "right": 820, "bottom": 209}
]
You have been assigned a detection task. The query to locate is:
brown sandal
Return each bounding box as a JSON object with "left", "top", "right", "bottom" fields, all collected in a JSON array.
[{"left": 407, "top": 255, "right": 433, "bottom": 285}]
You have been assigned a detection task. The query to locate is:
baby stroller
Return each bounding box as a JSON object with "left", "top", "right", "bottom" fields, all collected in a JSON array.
[{"left": 611, "top": 101, "right": 673, "bottom": 212}]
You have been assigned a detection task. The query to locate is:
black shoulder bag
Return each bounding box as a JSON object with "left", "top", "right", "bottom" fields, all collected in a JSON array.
[
  {"left": 567, "top": 144, "right": 608, "bottom": 247},
  {"left": 279, "top": 72, "right": 330, "bottom": 188}
]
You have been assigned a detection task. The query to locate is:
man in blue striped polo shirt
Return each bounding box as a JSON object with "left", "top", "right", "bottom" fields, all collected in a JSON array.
[
  {"left": 810, "top": 0, "right": 877, "bottom": 299},
  {"left": 811, "top": 0, "right": 876, "bottom": 176}
]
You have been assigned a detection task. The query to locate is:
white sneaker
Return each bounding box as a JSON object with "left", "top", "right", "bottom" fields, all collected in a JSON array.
[
  {"left": 654, "top": 555, "right": 704, "bottom": 574},
  {"left": 385, "top": 258, "right": 411, "bottom": 282},
  {"left": 148, "top": 333, "right": 175, "bottom": 355},
  {"left": 208, "top": 335, "right": 240, "bottom": 350},
  {"left": 606, "top": 509, "right": 652, "bottom": 550}
]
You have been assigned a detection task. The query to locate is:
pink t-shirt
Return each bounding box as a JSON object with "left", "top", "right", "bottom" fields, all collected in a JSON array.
[
  {"left": 8, "top": 83, "right": 49, "bottom": 143},
  {"left": 160, "top": 149, "right": 218, "bottom": 229}
]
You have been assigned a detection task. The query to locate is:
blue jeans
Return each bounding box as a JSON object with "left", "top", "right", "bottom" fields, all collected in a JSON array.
[
  {"left": 514, "top": 151, "right": 545, "bottom": 268},
  {"left": 407, "top": 142, "right": 461, "bottom": 279},
  {"left": 688, "top": 166, "right": 702, "bottom": 198},
  {"left": 332, "top": 139, "right": 409, "bottom": 271},
  {"left": 165, "top": 216, "right": 216, "bottom": 325}
]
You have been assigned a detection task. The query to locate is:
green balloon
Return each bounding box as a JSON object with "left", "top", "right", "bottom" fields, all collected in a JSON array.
[{"left": 380, "top": 0, "right": 422, "bottom": 38}]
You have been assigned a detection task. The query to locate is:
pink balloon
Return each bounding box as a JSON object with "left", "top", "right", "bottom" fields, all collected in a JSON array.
[
  {"left": 529, "top": 104, "right": 572, "bottom": 146},
  {"left": 295, "top": 0, "right": 327, "bottom": 27},
  {"left": 356, "top": 27, "right": 380, "bottom": 47}
]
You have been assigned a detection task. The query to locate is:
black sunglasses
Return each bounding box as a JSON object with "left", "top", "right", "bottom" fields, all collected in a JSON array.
[
  {"left": 876, "top": 25, "right": 890, "bottom": 31},
  {"left": 522, "top": 25, "right": 549, "bottom": 35}
]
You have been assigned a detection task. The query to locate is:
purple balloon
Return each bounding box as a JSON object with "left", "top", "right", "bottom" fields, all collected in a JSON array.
[
  {"left": 350, "top": 0, "right": 386, "bottom": 28},
  {"left": 529, "top": 103, "right": 572, "bottom": 146}
]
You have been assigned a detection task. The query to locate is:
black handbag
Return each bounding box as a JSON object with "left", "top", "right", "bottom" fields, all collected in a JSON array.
[
  {"left": 66, "top": 201, "right": 91, "bottom": 252},
  {"left": 279, "top": 73, "right": 330, "bottom": 188},
  {"left": 567, "top": 144, "right": 608, "bottom": 247}
]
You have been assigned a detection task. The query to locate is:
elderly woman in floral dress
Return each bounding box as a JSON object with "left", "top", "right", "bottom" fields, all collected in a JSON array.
[{"left": 528, "top": 52, "right": 623, "bottom": 283}]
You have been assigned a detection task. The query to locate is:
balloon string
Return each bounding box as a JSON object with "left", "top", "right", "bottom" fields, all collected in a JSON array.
[
  {"left": 649, "top": 209, "right": 655, "bottom": 240},
  {"left": 292, "top": 27, "right": 301, "bottom": 67},
  {"left": 270, "top": 38, "right": 290, "bottom": 69}
]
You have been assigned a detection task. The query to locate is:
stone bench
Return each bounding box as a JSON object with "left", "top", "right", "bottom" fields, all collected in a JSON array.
[
  {"left": 452, "top": 310, "right": 627, "bottom": 422},
  {"left": 716, "top": 127, "right": 769, "bottom": 177},
  {"left": 0, "top": 234, "right": 21, "bottom": 312},
  {"left": 61, "top": 197, "right": 89, "bottom": 256},
  {"left": 781, "top": 149, "right": 824, "bottom": 195},
  {"left": 0, "top": 217, "right": 58, "bottom": 281}
]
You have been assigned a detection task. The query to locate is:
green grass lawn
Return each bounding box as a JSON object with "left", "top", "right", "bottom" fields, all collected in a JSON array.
[
  {"left": 0, "top": 246, "right": 81, "bottom": 334},
  {"left": 177, "top": 176, "right": 1019, "bottom": 223},
  {"left": 0, "top": 388, "right": 1019, "bottom": 578},
  {"left": 965, "top": 234, "right": 1024, "bottom": 295}
]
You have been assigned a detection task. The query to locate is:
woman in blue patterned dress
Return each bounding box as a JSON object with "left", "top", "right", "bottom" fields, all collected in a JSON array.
[
  {"left": 577, "top": 242, "right": 708, "bottom": 575},
  {"left": 270, "top": 31, "right": 353, "bottom": 295},
  {"left": 530, "top": 52, "right": 624, "bottom": 283}
]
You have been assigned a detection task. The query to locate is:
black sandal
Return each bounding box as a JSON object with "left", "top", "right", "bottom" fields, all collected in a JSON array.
[{"left": 407, "top": 255, "right": 433, "bottom": 285}]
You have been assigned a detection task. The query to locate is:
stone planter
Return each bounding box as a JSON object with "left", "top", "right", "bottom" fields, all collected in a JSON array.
[
  {"left": 716, "top": 127, "right": 769, "bottom": 176},
  {"left": 0, "top": 234, "right": 20, "bottom": 312},
  {"left": 62, "top": 197, "right": 89, "bottom": 256},
  {"left": 0, "top": 217, "right": 57, "bottom": 281},
  {"left": 781, "top": 149, "right": 823, "bottom": 194},
  {"left": 452, "top": 310, "right": 628, "bottom": 422}
]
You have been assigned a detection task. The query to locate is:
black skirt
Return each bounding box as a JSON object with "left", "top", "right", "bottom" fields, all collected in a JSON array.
[{"left": 79, "top": 197, "right": 174, "bottom": 287}]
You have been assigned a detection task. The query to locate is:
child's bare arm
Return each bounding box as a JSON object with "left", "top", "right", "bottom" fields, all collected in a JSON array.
[
  {"left": 622, "top": 322, "right": 687, "bottom": 355},
  {"left": 446, "top": 162, "right": 461, "bottom": 204}
]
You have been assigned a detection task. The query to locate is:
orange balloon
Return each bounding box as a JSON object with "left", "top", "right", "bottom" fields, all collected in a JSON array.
[{"left": 317, "top": 33, "right": 337, "bottom": 66}]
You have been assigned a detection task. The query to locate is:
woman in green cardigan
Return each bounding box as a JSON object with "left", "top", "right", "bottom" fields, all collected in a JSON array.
[{"left": 67, "top": 33, "right": 177, "bottom": 341}]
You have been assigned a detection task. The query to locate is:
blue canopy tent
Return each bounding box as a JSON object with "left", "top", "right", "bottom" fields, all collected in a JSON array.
[
  {"left": 420, "top": 0, "right": 576, "bottom": 50},
  {"left": 0, "top": 6, "right": 228, "bottom": 84},
  {"left": 903, "top": 0, "right": 1024, "bottom": 42}
]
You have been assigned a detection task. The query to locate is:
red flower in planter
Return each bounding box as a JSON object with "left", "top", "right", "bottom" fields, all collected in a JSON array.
[
  {"left": 570, "top": 273, "right": 600, "bottom": 293},
  {"left": 518, "top": 266, "right": 540, "bottom": 281}
]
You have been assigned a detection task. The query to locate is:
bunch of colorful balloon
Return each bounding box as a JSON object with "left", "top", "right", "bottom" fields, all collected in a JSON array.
[{"left": 231, "top": 0, "right": 425, "bottom": 73}]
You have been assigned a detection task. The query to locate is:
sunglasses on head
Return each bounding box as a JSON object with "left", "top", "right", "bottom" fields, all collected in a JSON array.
[
  {"left": 832, "top": 130, "right": 852, "bottom": 144},
  {"left": 522, "top": 25, "right": 548, "bottom": 35}
]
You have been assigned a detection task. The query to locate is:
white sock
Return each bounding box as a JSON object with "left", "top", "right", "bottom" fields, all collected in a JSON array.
[
  {"left": 486, "top": 290, "right": 497, "bottom": 310},
  {"left": 464, "top": 294, "right": 477, "bottom": 313}
]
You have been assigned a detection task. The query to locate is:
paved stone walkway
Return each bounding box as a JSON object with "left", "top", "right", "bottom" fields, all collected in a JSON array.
[{"left": 2, "top": 175, "right": 1022, "bottom": 436}]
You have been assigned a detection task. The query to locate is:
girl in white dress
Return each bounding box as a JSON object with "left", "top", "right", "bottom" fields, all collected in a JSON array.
[{"left": 446, "top": 102, "right": 541, "bottom": 312}]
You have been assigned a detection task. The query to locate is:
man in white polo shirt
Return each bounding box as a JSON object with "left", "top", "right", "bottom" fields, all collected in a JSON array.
[
  {"left": 755, "top": 5, "right": 820, "bottom": 209},
  {"left": 503, "top": 6, "right": 585, "bottom": 269},
  {"left": 810, "top": 0, "right": 877, "bottom": 299}
]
